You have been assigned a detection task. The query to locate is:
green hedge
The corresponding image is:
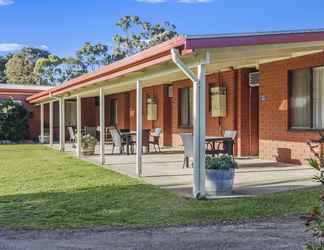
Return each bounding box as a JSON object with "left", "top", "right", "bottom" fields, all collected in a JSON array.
[{"left": 0, "top": 99, "right": 31, "bottom": 142}]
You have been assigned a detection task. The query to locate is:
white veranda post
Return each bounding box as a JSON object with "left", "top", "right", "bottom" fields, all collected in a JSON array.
[
  {"left": 99, "top": 88, "right": 105, "bottom": 165},
  {"left": 49, "top": 101, "right": 53, "bottom": 146},
  {"left": 136, "top": 80, "right": 143, "bottom": 177},
  {"left": 193, "top": 64, "right": 206, "bottom": 198},
  {"left": 59, "top": 97, "right": 65, "bottom": 152},
  {"left": 40, "top": 103, "right": 44, "bottom": 143},
  {"left": 76, "top": 95, "right": 82, "bottom": 157}
]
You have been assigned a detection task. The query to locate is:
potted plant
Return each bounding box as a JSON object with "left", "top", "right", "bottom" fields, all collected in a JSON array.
[
  {"left": 38, "top": 128, "right": 50, "bottom": 143},
  {"left": 205, "top": 154, "right": 237, "bottom": 195},
  {"left": 80, "top": 134, "right": 97, "bottom": 155}
]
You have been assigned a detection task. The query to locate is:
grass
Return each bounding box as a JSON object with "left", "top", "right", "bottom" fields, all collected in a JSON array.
[{"left": 0, "top": 144, "right": 321, "bottom": 229}]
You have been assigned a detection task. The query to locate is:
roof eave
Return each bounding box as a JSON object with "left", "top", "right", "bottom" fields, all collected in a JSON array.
[{"left": 185, "top": 30, "right": 324, "bottom": 49}]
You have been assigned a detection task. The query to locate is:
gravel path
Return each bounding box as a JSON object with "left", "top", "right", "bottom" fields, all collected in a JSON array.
[{"left": 0, "top": 216, "right": 313, "bottom": 250}]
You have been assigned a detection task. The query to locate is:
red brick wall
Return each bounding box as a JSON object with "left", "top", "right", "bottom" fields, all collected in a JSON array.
[
  {"left": 106, "top": 93, "right": 130, "bottom": 129},
  {"left": 171, "top": 70, "right": 239, "bottom": 149},
  {"left": 129, "top": 85, "right": 172, "bottom": 146},
  {"left": 259, "top": 51, "right": 324, "bottom": 164}
]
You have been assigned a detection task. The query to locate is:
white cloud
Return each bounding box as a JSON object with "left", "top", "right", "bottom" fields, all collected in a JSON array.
[
  {"left": 39, "top": 45, "right": 49, "bottom": 50},
  {"left": 0, "top": 0, "right": 14, "bottom": 6},
  {"left": 0, "top": 43, "right": 26, "bottom": 52}
]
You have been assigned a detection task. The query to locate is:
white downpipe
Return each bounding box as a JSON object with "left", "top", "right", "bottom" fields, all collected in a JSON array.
[
  {"left": 59, "top": 97, "right": 65, "bottom": 152},
  {"left": 99, "top": 88, "right": 105, "bottom": 165},
  {"left": 171, "top": 48, "right": 206, "bottom": 199},
  {"left": 136, "top": 80, "right": 143, "bottom": 177},
  {"left": 40, "top": 103, "right": 44, "bottom": 144},
  {"left": 76, "top": 95, "right": 81, "bottom": 157},
  {"left": 171, "top": 49, "right": 198, "bottom": 83},
  {"left": 49, "top": 101, "right": 53, "bottom": 146}
]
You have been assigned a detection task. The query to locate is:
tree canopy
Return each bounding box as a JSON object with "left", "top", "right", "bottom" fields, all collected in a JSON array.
[{"left": 0, "top": 16, "right": 178, "bottom": 86}]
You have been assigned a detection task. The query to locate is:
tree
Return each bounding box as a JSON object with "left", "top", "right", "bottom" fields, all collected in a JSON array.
[
  {"left": 76, "top": 42, "right": 112, "bottom": 72},
  {"left": 56, "top": 57, "right": 86, "bottom": 83},
  {"left": 0, "top": 54, "right": 13, "bottom": 83},
  {"left": 34, "top": 54, "right": 63, "bottom": 85},
  {"left": 20, "top": 47, "right": 50, "bottom": 65},
  {"left": 112, "top": 16, "right": 178, "bottom": 60},
  {"left": 0, "top": 98, "right": 31, "bottom": 142},
  {"left": 4, "top": 47, "right": 50, "bottom": 85},
  {"left": 10, "top": 16, "right": 178, "bottom": 86},
  {"left": 5, "top": 54, "right": 36, "bottom": 84}
]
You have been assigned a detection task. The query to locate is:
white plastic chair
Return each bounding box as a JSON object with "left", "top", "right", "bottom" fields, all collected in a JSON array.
[
  {"left": 180, "top": 133, "right": 193, "bottom": 168},
  {"left": 150, "top": 128, "right": 161, "bottom": 152},
  {"left": 67, "top": 127, "right": 76, "bottom": 143},
  {"left": 224, "top": 130, "right": 237, "bottom": 140},
  {"left": 109, "top": 127, "right": 125, "bottom": 154}
]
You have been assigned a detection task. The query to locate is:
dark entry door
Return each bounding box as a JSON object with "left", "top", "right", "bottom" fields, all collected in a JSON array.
[{"left": 249, "top": 86, "right": 259, "bottom": 156}]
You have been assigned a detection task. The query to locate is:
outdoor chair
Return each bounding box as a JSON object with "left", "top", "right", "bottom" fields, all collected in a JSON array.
[
  {"left": 109, "top": 127, "right": 126, "bottom": 154},
  {"left": 149, "top": 128, "right": 161, "bottom": 152},
  {"left": 67, "top": 127, "right": 76, "bottom": 147},
  {"left": 215, "top": 130, "right": 237, "bottom": 155},
  {"left": 105, "top": 127, "right": 113, "bottom": 145},
  {"left": 84, "top": 127, "right": 97, "bottom": 139},
  {"left": 142, "top": 129, "right": 151, "bottom": 153},
  {"left": 180, "top": 133, "right": 193, "bottom": 168}
]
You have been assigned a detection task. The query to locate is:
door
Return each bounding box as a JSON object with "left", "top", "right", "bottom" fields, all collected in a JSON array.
[{"left": 249, "top": 86, "right": 259, "bottom": 156}]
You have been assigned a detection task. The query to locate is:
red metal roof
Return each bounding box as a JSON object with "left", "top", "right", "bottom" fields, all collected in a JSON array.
[
  {"left": 27, "top": 36, "right": 187, "bottom": 103},
  {"left": 27, "top": 29, "right": 324, "bottom": 103},
  {"left": 185, "top": 29, "right": 324, "bottom": 49}
]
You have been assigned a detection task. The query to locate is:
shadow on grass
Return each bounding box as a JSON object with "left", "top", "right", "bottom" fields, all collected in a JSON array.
[
  {"left": 0, "top": 183, "right": 189, "bottom": 229},
  {"left": 0, "top": 183, "right": 321, "bottom": 229}
]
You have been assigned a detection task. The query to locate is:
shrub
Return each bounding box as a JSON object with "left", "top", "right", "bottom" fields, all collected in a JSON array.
[
  {"left": 0, "top": 98, "right": 31, "bottom": 142},
  {"left": 205, "top": 154, "right": 237, "bottom": 170},
  {"left": 305, "top": 133, "right": 324, "bottom": 249}
]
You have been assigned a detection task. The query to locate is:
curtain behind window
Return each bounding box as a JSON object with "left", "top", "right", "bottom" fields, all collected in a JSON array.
[
  {"left": 180, "top": 88, "right": 189, "bottom": 126},
  {"left": 65, "top": 101, "right": 77, "bottom": 126},
  {"left": 313, "top": 66, "right": 324, "bottom": 129},
  {"left": 290, "top": 69, "right": 311, "bottom": 128}
]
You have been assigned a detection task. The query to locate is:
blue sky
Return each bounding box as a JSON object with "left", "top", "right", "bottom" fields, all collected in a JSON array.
[{"left": 1, "top": 0, "right": 324, "bottom": 57}]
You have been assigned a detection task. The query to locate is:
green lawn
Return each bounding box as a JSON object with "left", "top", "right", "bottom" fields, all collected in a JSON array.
[{"left": 0, "top": 144, "right": 320, "bottom": 229}]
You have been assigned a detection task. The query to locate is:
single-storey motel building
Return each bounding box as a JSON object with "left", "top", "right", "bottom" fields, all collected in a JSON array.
[{"left": 25, "top": 29, "right": 324, "bottom": 197}]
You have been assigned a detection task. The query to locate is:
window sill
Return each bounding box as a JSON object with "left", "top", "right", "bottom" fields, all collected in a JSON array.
[
  {"left": 288, "top": 128, "right": 324, "bottom": 132},
  {"left": 178, "top": 125, "right": 193, "bottom": 129}
]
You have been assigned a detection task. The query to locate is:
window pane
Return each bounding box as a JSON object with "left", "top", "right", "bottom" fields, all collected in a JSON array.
[
  {"left": 65, "top": 101, "right": 77, "bottom": 126},
  {"left": 109, "top": 99, "right": 118, "bottom": 126},
  {"left": 313, "top": 66, "right": 324, "bottom": 129},
  {"left": 180, "top": 88, "right": 189, "bottom": 126},
  {"left": 290, "top": 69, "right": 311, "bottom": 128},
  {"left": 189, "top": 87, "right": 193, "bottom": 126}
]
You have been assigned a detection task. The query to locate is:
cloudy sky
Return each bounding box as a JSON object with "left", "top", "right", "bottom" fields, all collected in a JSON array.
[{"left": 1, "top": 0, "right": 324, "bottom": 56}]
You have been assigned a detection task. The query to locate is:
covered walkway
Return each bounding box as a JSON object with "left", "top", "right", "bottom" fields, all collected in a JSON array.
[{"left": 53, "top": 143, "right": 320, "bottom": 198}]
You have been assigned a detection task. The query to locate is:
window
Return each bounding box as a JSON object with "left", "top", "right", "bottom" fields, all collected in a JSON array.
[
  {"left": 289, "top": 66, "right": 324, "bottom": 129},
  {"left": 179, "top": 87, "right": 193, "bottom": 127},
  {"left": 109, "top": 99, "right": 118, "bottom": 126},
  {"left": 65, "top": 101, "right": 77, "bottom": 126}
]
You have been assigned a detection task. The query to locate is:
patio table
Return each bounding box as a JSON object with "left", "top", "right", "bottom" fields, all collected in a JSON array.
[
  {"left": 205, "top": 136, "right": 234, "bottom": 156},
  {"left": 120, "top": 131, "right": 136, "bottom": 155}
]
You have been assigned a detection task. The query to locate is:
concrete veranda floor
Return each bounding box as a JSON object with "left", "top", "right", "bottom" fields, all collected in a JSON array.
[{"left": 52, "top": 143, "right": 320, "bottom": 197}]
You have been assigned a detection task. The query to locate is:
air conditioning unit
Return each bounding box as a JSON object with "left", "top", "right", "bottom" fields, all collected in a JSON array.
[{"left": 249, "top": 72, "right": 260, "bottom": 87}]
